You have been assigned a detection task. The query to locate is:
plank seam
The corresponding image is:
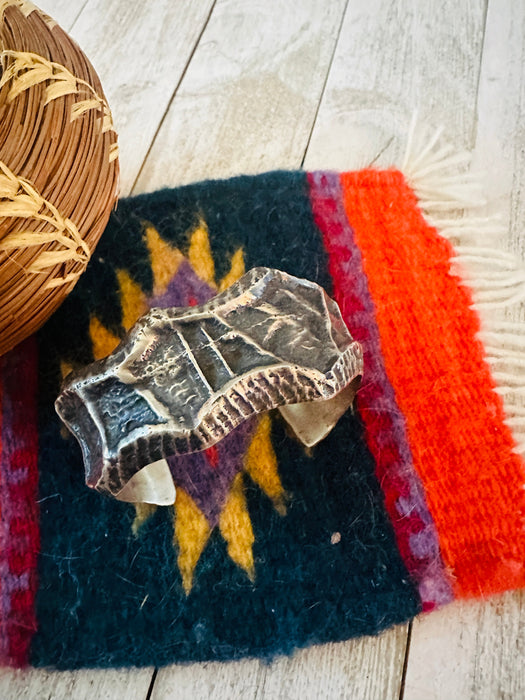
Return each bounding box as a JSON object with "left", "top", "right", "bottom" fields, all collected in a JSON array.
[
  {"left": 68, "top": 0, "right": 90, "bottom": 32},
  {"left": 300, "top": 0, "right": 350, "bottom": 168},
  {"left": 145, "top": 667, "right": 158, "bottom": 700},
  {"left": 130, "top": 0, "right": 219, "bottom": 195},
  {"left": 471, "top": 0, "right": 490, "bottom": 149},
  {"left": 398, "top": 621, "right": 413, "bottom": 700}
]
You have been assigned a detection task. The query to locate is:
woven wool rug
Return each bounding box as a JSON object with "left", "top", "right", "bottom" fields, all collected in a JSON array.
[{"left": 2, "top": 139, "right": 525, "bottom": 669}]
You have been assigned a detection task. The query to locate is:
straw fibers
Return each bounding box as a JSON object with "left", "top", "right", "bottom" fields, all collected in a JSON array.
[{"left": 0, "top": 0, "right": 119, "bottom": 355}]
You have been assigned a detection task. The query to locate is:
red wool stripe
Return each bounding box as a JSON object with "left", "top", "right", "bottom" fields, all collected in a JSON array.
[
  {"left": 0, "top": 337, "right": 40, "bottom": 666},
  {"left": 308, "top": 170, "right": 452, "bottom": 610},
  {"left": 340, "top": 168, "right": 525, "bottom": 598}
]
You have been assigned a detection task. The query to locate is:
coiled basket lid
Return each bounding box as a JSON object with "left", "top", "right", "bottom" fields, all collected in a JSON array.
[{"left": 0, "top": 0, "right": 119, "bottom": 356}]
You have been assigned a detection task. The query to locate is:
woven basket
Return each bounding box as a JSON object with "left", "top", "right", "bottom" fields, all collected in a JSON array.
[{"left": 0, "top": 0, "right": 119, "bottom": 356}]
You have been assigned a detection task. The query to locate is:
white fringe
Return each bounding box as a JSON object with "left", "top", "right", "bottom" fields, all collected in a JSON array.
[{"left": 402, "top": 113, "right": 525, "bottom": 454}]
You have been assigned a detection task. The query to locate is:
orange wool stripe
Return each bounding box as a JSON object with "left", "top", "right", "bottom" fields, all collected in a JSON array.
[{"left": 340, "top": 169, "right": 525, "bottom": 598}]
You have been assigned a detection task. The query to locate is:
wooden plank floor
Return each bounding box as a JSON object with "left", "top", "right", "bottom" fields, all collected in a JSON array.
[{"left": 1, "top": 0, "right": 525, "bottom": 697}]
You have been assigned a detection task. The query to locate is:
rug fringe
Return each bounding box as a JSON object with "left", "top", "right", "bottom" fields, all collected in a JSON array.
[{"left": 401, "top": 115, "right": 525, "bottom": 453}]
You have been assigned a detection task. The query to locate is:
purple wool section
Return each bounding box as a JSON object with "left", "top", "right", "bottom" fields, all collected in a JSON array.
[
  {"left": 150, "top": 258, "right": 257, "bottom": 527},
  {"left": 151, "top": 259, "right": 215, "bottom": 308},
  {"left": 167, "top": 420, "right": 257, "bottom": 528},
  {"left": 309, "top": 170, "right": 453, "bottom": 610}
]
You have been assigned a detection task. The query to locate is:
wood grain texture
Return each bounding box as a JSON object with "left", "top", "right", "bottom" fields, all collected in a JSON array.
[
  {"left": 0, "top": 667, "right": 154, "bottom": 700},
  {"left": 253, "top": 627, "right": 409, "bottom": 700},
  {"left": 303, "top": 0, "right": 487, "bottom": 171},
  {"left": 472, "top": 0, "right": 525, "bottom": 256},
  {"left": 150, "top": 627, "right": 408, "bottom": 700},
  {"left": 403, "top": 592, "right": 525, "bottom": 700},
  {"left": 65, "top": 0, "right": 216, "bottom": 195},
  {"left": 134, "top": 0, "right": 348, "bottom": 191},
  {"left": 38, "top": 0, "right": 88, "bottom": 30},
  {"left": 150, "top": 659, "right": 262, "bottom": 700}
]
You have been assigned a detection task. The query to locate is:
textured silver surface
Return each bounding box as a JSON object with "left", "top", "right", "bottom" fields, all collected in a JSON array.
[{"left": 56, "top": 268, "right": 363, "bottom": 501}]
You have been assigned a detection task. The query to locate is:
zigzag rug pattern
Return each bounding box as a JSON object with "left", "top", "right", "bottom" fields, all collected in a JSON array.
[{"left": 1, "top": 164, "right": 524, "bottom": 668}]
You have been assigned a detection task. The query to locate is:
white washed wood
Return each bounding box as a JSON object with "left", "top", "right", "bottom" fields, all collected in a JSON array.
[
  {"left": 403, "top": 592, "right": 525, "bottom": 700},
  {"left": 64, "top": 0, "right": 216, "bottom": 195},
  {"left": 150, "top": 628, "right": 409, "bottom": 700},
  {"left": 151, "top": 628, "right": 408, "bottom": 700},
  {"left": 404, "top": 1, "right": 525, "bottom": 698},
  {"left": 252, "top": 627, "right": 408, "bottom": 700},
  {"left": 303, "top": 0, "right": 486, "bottom": 172},
  {"left": 134, "top": 0, "right": 347, "bottom": 191},
  {"left": 471, "top": 0, "right": 525, "bottom": 258},
  {"left": 37, "top": 0, "right": 88, "bottom": 30},
  {"left": 150, "top": 659, "right": 262, "bottom": 700},
  {"left": 150, "top": 633, "right": 409, "bottom": 700},
  {"left": 0, "top": 667, "right": 153, "bottom": 700}
]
